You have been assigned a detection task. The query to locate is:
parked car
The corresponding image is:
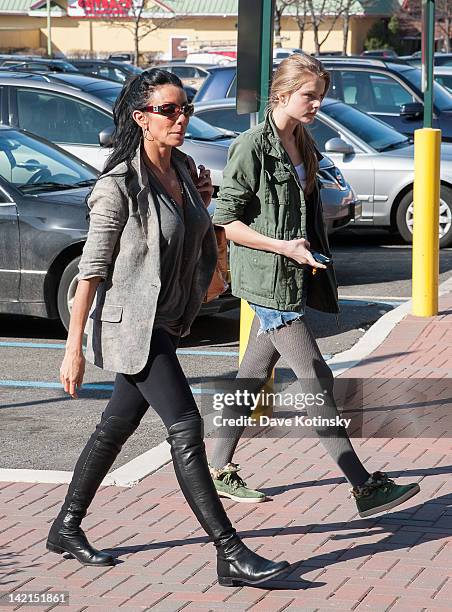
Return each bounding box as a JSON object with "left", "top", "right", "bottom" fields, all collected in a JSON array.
[
  {"left": 0, "top": 125, "right": 236, "bottom": 328},
  {"left": 404, "top": 52, "right": 452, "bottom": 67},
  {"left": 361, "top": 49, "right": 398, "bottom": 58},
  {"left": 0, "top": 76, "right": 223, "bottom": 170},
  {"left": 32, "top": 72, "right": 124, "bottom": 105},
  {"left": 0, "top": 68, "right": 197, "bottom": 104},
  {"left": 68, "top": 59, "right": 142, "bottom": 83},
  {"left": 0, "top": 54, "right": 34, "bottom": 65},
  {"left": 193, "top": 64, "right": 237, "bottom": 102},
  {"left": 0, "top": 75, "right": 358, "bottom": 237},
  {"left": 153, "top": 63, "right": 211, "bottom": 89},
  {"left": 185, "top": 52, "right": 235, "bottom": 66},
  {"left": 193, "top": 58, "right": 452, "bottom": 141},
  {"left": 108, "top": 53, "right": 135, "bottom": 62},
  {"left": 434, "top": 66, "right": 452, "bottom": 93},
  {"left": 0, "top": 57, "right": 78, "bottom": 73},
  {"left": 183, "top": 85, "right": 198, "bottom": 102},
  {"left": 190, "top": 104, "right": 359, "bottom": 234},
  {"left": 273, "top": 48, "right": 303, "bottom": 59},
  {"left": 194, "top": 97, "right": 452, "bottom": 247},
  {"left": 0, "top": 125, "right": 97, "bottom": 329},
  {"left": 322, "top": 58, "right": 452, "bottom": 140}
]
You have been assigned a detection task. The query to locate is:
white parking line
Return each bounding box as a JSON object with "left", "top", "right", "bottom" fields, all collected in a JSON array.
[
  {"left": 339, "top": 295, "right": 409, "bottom": 302},
  {"left": 0, "top": 341, "right": 239, "bottom": 357}
]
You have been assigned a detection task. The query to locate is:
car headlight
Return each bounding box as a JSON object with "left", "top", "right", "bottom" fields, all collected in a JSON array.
[{"left": 318, "top": 166, "right": 348, "bottom": 190}]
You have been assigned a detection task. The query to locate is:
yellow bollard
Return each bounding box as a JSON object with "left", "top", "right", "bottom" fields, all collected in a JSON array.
[
  {"left": 412, "top": 128, "right": 441, "bottom": 317},
  {"left": 239, "top": 299, "right": 255, "bottom": 364},
  {"left": 239, "top": 299, "right": 274, "bottom": 419}
]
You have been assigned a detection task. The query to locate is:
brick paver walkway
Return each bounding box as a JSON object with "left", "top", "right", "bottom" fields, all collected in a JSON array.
[{"left": 1, "top": 296, "right": 451, "bottom": 611}]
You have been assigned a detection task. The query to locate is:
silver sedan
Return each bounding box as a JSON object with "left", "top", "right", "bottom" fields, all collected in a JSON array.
[{"left": 195, "top": 97, "right": 452, "bottom": 247}]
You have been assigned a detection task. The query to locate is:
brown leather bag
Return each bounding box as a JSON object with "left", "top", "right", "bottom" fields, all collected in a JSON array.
[
  {"left": 184, "top": 155, "right": 229, "bottom": 303},
  {"left": 204, "top": 224, "right": 229, "bottom": 302}
]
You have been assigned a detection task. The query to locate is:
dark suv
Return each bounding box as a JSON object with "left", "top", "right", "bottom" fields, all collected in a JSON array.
[
  {"left": 194, "top": 58, "right": 452, "bottom": 141},
  {"left": 68, "top": 59, "right": 142, "bottom": 83},
  {"left": 0, "top": 57, "right": 78, "bottom": 73}
]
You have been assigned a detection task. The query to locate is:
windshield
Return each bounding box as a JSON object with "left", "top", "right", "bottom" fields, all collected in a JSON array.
[
  {"left": 89, "top": 85, "right": 122, "bottom": 104},
  {"left": 124, "top": 64, "right": 142, "bottom": 74},
  {"left": 401, "top": 67, "right": 452, "bottom": 111},
  {"left": 58, "top": 61, "right": 78, "bottom": 71},
  {"left": 321, "top": 100, "right": 410, "bottom": 151},
  {"left": 0, "top": 130, "right": 97, "bottom": 194},
  {"left": 436, "top": 73, "right": 452, "bottom": 93},
  {"left": 185, "top": 115, "right": 230, "bottom": 140}
]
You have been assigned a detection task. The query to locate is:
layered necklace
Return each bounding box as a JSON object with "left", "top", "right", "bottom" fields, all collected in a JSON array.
[{"left": 144, "top": 157, "right": 185, "bottom": 208}]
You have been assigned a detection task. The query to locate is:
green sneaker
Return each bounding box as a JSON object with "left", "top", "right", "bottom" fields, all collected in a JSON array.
[
  {"left": 209, "top": 463, "right": 266, "bottom": 503},
  {"left": 352, "top": 471, "right": 420, "bottom": 518}
]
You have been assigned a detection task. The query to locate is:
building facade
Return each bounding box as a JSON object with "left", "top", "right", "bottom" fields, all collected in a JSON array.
[{"left": 0, "top": 0, "right": 400, "bottom": 61}]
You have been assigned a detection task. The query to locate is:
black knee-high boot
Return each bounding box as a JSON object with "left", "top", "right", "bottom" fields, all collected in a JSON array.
[
  {"left": 46, "top": 415, "right": 137, "bottom": 566},
  {"left": 166, "top": 418, "right": 289, "bottom": 586}
]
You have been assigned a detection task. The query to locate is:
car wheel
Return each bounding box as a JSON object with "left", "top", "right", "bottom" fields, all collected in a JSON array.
[
  {"left": 57, "top": 257, "right": 80, "bottom": 331},
  {"left": 396, "top": 186, "right": 452, "bottom": 248}
]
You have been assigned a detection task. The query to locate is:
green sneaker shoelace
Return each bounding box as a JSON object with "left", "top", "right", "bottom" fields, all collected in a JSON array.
[
  {"left": 352, "top": 471, "right": 395, "bottom": 498},
  {"left": 217, "top": 465, "right": 248, "bottom": 491}
]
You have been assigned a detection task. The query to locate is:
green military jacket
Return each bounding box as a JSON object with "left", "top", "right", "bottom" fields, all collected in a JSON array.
[{"left": 213, "top": 111, "right": 339, "bottom": 314}]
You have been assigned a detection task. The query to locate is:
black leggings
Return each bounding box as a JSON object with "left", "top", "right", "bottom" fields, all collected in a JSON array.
[{"left": 102, "top": 328, "right": 200, "bottom": 430}]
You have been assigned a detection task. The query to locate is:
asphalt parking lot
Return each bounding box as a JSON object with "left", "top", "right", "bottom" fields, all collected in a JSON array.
[{"left": 2, "top": 230, "right": 452, "bottom": 472}]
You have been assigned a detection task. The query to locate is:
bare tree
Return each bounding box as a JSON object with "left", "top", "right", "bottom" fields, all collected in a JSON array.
[
  {"left": 341, "top": 0, "right": 354, "bottom": 55},
  {"left": 437, "top": 0, "right": 452, "bottom": 52},
  {"left": 398, "top": 0, "right": 451, "bottom": 53},
  {"left": 274, "top": 1, "right": 297, "bottom": 47},
  {"left": 107, "top": 0, "right": 186, "bottom": 66},
  {"left": 294, "top": 0, "right": 308, "bottom": 49},
  {"left": 307, "top": 0, "right": 346, "bottom": 55},
  {"left": 274, "top": 0, "right": 352, "bottom": 55}
]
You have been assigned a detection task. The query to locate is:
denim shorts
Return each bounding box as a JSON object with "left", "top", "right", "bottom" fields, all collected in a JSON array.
[
  {"left": 249, "top": 303, "right": 305, "bottom": 335},
  {"left": 249, "top": 268, "right": 310, "bottom": 335}
]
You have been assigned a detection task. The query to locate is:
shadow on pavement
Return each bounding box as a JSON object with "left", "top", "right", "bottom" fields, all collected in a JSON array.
[{"left": 102, "top": 486, "right": 451, "bottom": 589}]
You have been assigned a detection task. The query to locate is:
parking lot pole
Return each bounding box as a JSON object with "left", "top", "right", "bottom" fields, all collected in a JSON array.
[
  {"left": 46, "top": 0, "right": 52, "bottom": 57},
  {"left": 412, "top": 128, "right": 440, "bottom": 316},
  {"left": 412, "top": 0, "right": 440, "bottom": 316},
  {"left": 421, "top": 0, "right": 435, "bottom": 128},
  {"left": 237, "top": 0, "right": 275, "bottom": 418},
  {"left": 258, "top": 0, "right": 275, "bottom": 121}
]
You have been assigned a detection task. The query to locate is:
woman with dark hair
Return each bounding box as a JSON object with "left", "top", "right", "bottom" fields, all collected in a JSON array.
[{"left": 46, "top": 70, "right": 289, "bottom": 586}]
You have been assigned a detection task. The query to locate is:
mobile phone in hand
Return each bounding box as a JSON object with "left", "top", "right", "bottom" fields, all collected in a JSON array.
[{"left": 311, "top": 251, "right": 333, "bottom": 266}]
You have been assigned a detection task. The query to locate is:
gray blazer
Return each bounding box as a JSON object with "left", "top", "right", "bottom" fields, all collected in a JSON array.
[{"left": 78, "top": 145, "right": 217, "bottom": 375}]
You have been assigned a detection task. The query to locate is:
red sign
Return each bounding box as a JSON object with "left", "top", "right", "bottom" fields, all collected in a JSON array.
[{"left": 69, "top": 0, "right": 133, "bottom": 17}]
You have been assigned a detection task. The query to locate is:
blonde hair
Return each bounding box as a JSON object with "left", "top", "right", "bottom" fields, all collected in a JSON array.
[{"left": 269, "top": 54, "right": 330, "bottom": 195}]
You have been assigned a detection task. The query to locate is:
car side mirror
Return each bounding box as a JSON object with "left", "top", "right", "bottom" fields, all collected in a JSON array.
[
  {"left": 98, "top": 126, "right": 114, "bottom": 147},
  {"left": 324, "top": 137, "right": 354, "bottom": 155},
  {"left": 400, "top": 102, "right": 423, "bottom": 118}
]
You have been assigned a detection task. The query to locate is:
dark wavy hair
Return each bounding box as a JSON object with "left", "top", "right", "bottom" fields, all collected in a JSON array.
[
  {"left": 103, "top": 68, "right": 185, "bottom": 181},
  {"left": 85, "top": 69, "right": 184, "bottom": 220}
]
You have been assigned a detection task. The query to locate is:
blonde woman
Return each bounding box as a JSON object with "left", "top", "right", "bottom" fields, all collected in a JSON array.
[{"left": 209, "top": 55, "right": 420, "bottom": 518}]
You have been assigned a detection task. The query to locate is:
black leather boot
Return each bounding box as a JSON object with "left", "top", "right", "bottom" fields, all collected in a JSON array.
[
  {"left": 166, "top": 418, "right": 289, "bottom": 587},
  {"left": 46, "top": 415, "right": 137, "bottom": 566}
]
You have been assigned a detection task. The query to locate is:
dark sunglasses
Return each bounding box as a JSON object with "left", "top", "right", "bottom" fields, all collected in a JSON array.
[{"left": 140, "top": 103, "right": 194, "bottom": 118}]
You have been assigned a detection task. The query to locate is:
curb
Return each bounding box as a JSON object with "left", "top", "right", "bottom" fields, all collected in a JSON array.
[
  {"left": 2, "top": 277, "right": 451, "bottom": 487},
  {"left": 329, "top": 275, "right": 452, "bottom": 377}
]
